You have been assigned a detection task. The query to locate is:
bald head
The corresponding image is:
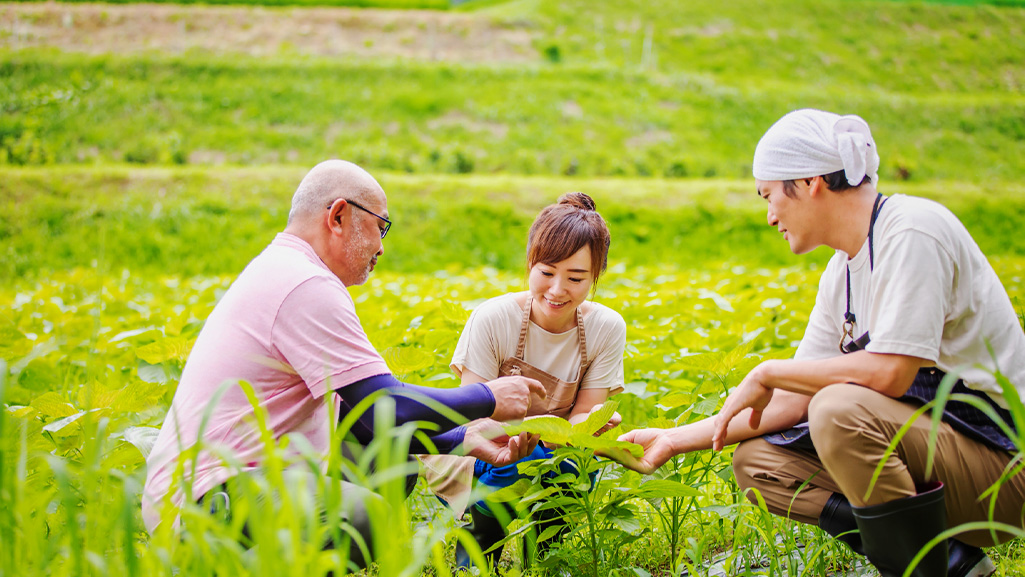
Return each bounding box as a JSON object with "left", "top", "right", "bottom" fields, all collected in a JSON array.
[{"left": 287, "top": 160, "right": 385, "bottom": 226}]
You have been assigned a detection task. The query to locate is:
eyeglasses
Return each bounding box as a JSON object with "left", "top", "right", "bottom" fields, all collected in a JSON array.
[{"left": 329, "top": 199, "right": 391, "bottom": 239}]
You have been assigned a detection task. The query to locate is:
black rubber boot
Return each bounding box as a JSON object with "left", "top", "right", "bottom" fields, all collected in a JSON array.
[
  {"left": 455, "top": 506, "right": 507, "bottom": 570},
  {"left": 948, "top": 540, "right": 996, "bottom": 577},
  {"left": 818, "top": 492, "right": 864, "bottom": 554},
  {"left": 820, "top": 491, "right": 995, "bottom": 576},
  {"left": 852, "top": 482, "right": 949, "bottom": 577}
]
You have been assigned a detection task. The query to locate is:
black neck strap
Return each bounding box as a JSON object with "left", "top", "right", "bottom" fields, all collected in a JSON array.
[{"left": 843, "top": 192, "right": 888, "bottom": 329}]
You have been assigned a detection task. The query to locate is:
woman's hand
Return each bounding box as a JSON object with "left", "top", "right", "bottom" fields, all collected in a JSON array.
[
  {"left": 586, "top": 403, "right": 622, "bottom": 436},
  {"left": 568, "top": 388, "right": 618, "bottom": 434}
]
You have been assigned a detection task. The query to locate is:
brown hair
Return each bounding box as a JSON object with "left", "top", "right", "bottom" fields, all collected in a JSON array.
[
  {"left": 781, "top": 169, "right": 872, "bottom": 197},
  {"left": 526, "top": 192, "right": 611, "bottom": 286}
]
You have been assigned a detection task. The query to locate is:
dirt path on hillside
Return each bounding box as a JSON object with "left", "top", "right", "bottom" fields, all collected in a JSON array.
[{"left": 0, "top": 2, "right": 538, "bottom": 62}]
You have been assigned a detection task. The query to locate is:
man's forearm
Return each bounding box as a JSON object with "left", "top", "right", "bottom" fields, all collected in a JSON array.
[
  {"left": 413, "top": 426, "right": 466, "bottom": 454},
  {"left": 759, "top": 351, "right": 923, "bottom": 398},
  {"left": 335, "top": 373, "right": 496, "bottom": 433}
]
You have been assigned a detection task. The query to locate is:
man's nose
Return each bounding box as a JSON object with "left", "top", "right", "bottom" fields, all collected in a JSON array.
[{"left": 766, "top": 206, "right": 778, "bottom": 227}]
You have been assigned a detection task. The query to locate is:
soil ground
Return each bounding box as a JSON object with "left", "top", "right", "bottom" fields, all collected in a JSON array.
[{"left": 0, "top": 1, "right": 538, "bottom": 62}]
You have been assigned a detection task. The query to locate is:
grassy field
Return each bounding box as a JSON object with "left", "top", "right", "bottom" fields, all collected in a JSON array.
[
  {"left": 2, "top": 0, "right": 1025, "bottom": 179},
  {"left": 2, "top": 0, "right": 1025, "bottom": 575},
  {"left": 4, "top": 166, "right": 1025, "bottom": 281}
]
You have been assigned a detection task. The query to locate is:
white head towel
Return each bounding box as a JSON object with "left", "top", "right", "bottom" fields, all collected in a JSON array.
[{"left": 752, "top": 109, "right": 880, "bottom": 187}]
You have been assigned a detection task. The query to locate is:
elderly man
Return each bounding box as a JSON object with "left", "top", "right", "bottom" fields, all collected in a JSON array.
[
  {"left": 142, "top": 160, "right": 544, "bottom": 568},
  {"left": 618, "top": 110, "right": 1025, "bottom": 577}
]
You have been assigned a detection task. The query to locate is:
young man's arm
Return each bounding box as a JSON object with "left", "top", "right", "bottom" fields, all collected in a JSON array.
[
  {"left": 710, "top": 350, "right": 923, "bottom": 450},
  {"left": 615, "top": 389, "right": 810, "bottom": 474},
  {"left": 615, "top": 350, "right": 923, "bottom": 474}
]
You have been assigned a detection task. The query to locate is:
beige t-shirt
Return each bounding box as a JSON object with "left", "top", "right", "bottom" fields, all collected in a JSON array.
[{"left": 451, "top": 292, "right": 627, "bottom": 393}]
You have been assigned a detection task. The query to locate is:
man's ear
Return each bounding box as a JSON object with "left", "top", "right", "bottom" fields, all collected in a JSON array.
[
  {"left": 805, "top": 176, "right": 824, "bottom": 198},
  {"left": 327, "top": 200, "right": 346, "bottom": 234}
]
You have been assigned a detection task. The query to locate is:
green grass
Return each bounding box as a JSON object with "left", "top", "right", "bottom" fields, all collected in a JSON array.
[
  {"left": 2, "top": 51, "right": 1023, "bottom": 180},
  {"left": 2, "top": 256, "right": 1023, "bottom": 576},
  {"left": 2, "top": 0, "right": 1024, "bottom": 179},
  {"left": 3, "top": 167, "right": 1025, "bottom": 284}
]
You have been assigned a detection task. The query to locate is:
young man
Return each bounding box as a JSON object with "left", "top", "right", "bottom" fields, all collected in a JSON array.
[
  {"left": 618, "top": 110, "right": 1025, "bottom": 577},
  {"left": 142, "top": 160, "right": 545, "bottom": 568}
]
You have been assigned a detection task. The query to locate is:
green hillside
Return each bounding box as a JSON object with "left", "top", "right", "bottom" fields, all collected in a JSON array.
[{"left": 2, "top": 0, "right": 1024, "bottom": 181}]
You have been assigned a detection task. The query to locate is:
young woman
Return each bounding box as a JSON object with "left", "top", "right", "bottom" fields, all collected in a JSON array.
[{"left": 423, "top": 192, "right": 627, "bottom": 569}]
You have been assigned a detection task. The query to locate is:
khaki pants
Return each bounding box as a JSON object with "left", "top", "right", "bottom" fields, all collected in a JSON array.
[{"left": 733, "top": 384, "right": 1025, "bottom": 547}]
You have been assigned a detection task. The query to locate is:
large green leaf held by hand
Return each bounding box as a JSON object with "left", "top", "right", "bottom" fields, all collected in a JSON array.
[{"left": 504, "top": 401, "right": 643, "bottom": 459}]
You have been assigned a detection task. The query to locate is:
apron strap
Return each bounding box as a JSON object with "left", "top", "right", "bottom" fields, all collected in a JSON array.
[
  {"left": 515, "top": 296, "right": 532, "bottom": 359},
  {"left": 576, "top": 306, "right": 588, "bottom": 368}
]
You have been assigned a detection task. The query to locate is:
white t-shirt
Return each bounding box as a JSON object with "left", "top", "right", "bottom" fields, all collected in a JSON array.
[
  {"left": 796, "top": 194, "right": 1025, "bottom": 407},
  {"left": 451, "top": 293, "right": 626, "bottom": 394}
]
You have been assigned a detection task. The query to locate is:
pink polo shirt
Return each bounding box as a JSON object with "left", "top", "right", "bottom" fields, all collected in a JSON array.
[{"left": 142, "top": 233, "right": 391, "bottom": 533}]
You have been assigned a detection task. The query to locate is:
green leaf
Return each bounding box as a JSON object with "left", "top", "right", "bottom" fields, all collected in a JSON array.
[
  {"left": 119, "top": 426, "right": 160, "bottom": 459},
  {"left": 691, "top": 396, "right": 721, "bottom": 416},
  {"left": 656, "top": 392, "right": 690, "bottom": 409},
  {"left": 631, "top": 479, "right": 702, "bottom": 499},
  {"left": 644, "top": 416, "right": 678, "bottom": 429},
  {"left": 41, "top": 410, "right": 88, "bottom": 433},
  {"left": 138, "top": 361, "right": 174, "bottom": 384},
  {"left": 505, "top": 417, "right": 572, "bottom": 445},
  {"left": 572, "top": 400, "right": 618, "bottom": 436},
  {"left": 601, "top": 503, "right": 642, "bottom": 533},
  {"left": 0, "top": 322, "right": 33, "bottom": 358},
  {"left": 536, "top": 523, "right": 564, "bottom": 543},
  {"left": 483, "top": 478, "right": 532, "bottom": 503},
  {"left": 382, "top": 346, "right": 435, "bottom": 375},
  {"left": 111, "top": 382, "right": 166, "bottom": 412},
  {"left": 700, "top": 503, "right": 747, "bottom": 521},
  {"left": 423, "top": 329, "right": 458, "bottom": 352},
  {"left": 569, "top": 433, "right": 644, "bottom": 459},
  {"left": 136, "top": 337, "right": 193, "bottom": 364},
  {"left": 439, "top": 300, "right": 470, "bottom": 325},
  {"left": 30, "top": 392, "right": 76, "bottom": 418},
  {"left": 663, "top": 378, "right": 700, "bottom": 392},
  {"left": 521, "top": 486, "right": 562, "bottom": 505}
]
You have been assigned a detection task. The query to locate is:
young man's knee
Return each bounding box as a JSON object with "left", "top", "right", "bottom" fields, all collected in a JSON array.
[{"left": 808, "top": 383, "right": 887, "bottom": 460}]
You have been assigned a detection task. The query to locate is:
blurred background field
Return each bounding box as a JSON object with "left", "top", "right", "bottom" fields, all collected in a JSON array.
[{"left": 1, "top": 0, "right": 1024, "bottom": 576}]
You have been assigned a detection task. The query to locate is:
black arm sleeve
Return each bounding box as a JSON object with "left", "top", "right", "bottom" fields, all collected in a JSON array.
[{"left": 334, "top": 373, "right": 494, "bottom": 453}]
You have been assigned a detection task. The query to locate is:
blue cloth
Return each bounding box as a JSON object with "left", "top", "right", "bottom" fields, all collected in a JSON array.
[
  {"left": 471, "top": 444, "right": 595, "bottom": 517},
  {"left": 902, "top": 367, "right": 1017, "bottom": 452}
]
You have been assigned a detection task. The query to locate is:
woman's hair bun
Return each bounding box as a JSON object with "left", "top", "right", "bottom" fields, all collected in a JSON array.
[{"left": 557, "top": 191, "right": 596, "bottom": 211}]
